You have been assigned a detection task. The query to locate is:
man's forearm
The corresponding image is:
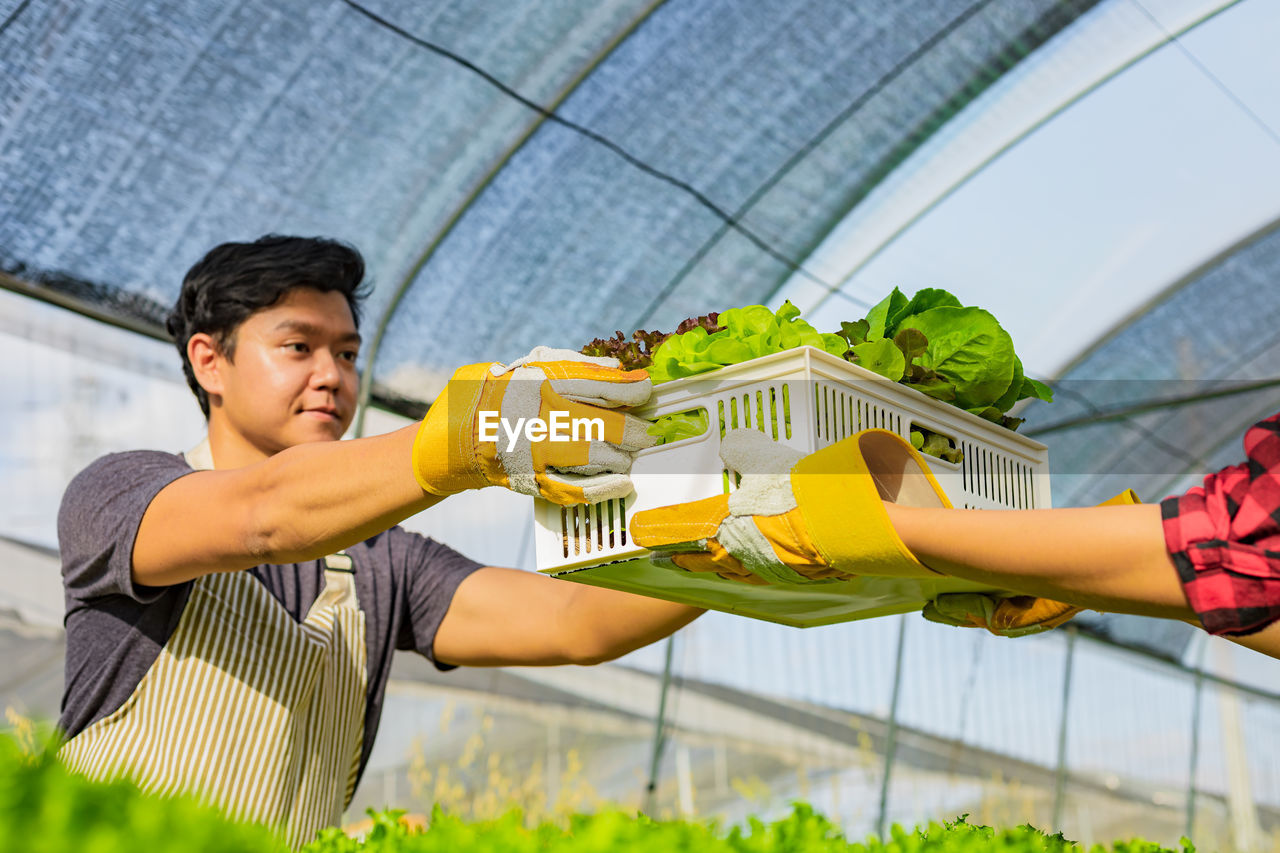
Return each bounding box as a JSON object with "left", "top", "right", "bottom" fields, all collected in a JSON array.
[
  {"left": 562, "top": 584, "right": 704, "bottom": 665},
  {"left": 250, "top": 424, "right": 443, "bottom": 562},
  {"left": 884, "top": 503, "right": 1195, "bottom": 620},
  {"left": 135, "top": 424, "right": 443, "bottom": 584}
]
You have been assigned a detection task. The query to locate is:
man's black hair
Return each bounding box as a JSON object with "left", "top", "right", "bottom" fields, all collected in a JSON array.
[{"left": 166, "top": 235, "right": 369, "bottom": 417}]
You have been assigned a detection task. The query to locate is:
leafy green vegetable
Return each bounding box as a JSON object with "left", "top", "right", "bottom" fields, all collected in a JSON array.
[
  {"left": 302, "top": 804, "right": 1193, "bottom": 853},
  {"left": 837, "top": 318, "right": 870, "bottom": 348},
  {"left": 580, "top": 314, "right": 723, "bottom": 371},
  {"left": 0, "top": 729, "right": 286, "bottom": 852},
  {"left": 648, "top": 301, "right": 846, "bottom": 384},
  {"left": 0, "top": 728, "right": 1196, "bottom": 853},
  {"left": 889, "top": 287, "right": 962, "bottom": 334},
  {"left": 580, "top": 290, "right": 1052, "bottom": 467},
  {"left": 674, "top": 312, "right": 725, "bottom": 336},
  {"left": 864, "top": 288, "right": 909, "bottom": 341},
  {"left": 910, "top": 427, "right": 964, "bottom": 464},
  {"left": 903, "top": 376, "right": 957, "bottom": 403},
  {"left": 892, "top": 328, "right": 928, "bottom": 363},
  {"left": 894, "top": 307, "right": 1015, "bottom": 409},
  {"left": 647, "top": 409, "right": 709, "bottom": 445},
  {"left": 991, "top": 355, "right": 1027, "bottom": 414},
  {"left": 1021, "top": 376, "right": 1054, "bottom": 403},
  {"left": 580, "top": 328, "right": 669, "bottom": 372},
  {"left": 839, "top": 288, "right": 1052, "bottom": 439},
  {"left": 848, "top": 337, "right": 906, "bottom": 381}
]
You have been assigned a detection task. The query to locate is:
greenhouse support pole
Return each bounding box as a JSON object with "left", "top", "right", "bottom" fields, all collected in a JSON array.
[
  {"left": 1186, "top": 635, "right": 1208, "bottom": 840},
  {"left": 1052, "top": 624, "right": 1078, "bottom": 829},
  {"left": 877, "top": 616, "right": 908, "bottom": 838},
  {"left": 643, "top": 636, "right": 676, "bottom": 815},
  {"left": 1215, "top": 638, "right": 1263, "bottom": 851}
]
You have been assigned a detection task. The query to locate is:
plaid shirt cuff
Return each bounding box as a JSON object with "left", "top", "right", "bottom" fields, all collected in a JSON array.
[{"left": 1160, "top": 414, "right": 1280, "bottom": 637}]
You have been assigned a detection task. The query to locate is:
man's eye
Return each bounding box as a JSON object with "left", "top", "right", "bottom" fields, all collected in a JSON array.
[
  {"left": 287, "top": 342, "right": 309, "bottom": 353},
  {"left": 339, "top": 351, "right": 359, "bottom": 363}
]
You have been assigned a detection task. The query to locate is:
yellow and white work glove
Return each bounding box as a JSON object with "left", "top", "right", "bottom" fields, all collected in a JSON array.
[
  {"left": 629, "top": 428, "right": 951, "bottom": 585},
  {"left": 921, "top": 594, "right": 1080, "bottom": 637},
  {"left": 411, "top": 347, "right": 656, "bottom": 505},
  {"left": 921, "top": 488, "right": 1142, "bottom": 637}
]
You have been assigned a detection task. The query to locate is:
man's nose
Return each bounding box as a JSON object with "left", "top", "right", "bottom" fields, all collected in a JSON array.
[{"left": 312, "top": 349, "right": 342, "bottom": 389}]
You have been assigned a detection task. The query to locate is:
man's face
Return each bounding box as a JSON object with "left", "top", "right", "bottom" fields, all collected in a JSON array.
[{"left": 211, "top": 287, "right": 361, "bottom": 455}]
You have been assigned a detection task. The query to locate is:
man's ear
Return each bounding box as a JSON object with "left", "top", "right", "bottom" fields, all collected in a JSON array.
[{"left": 188, "top": 333, "right": 225, "bottom": 399}]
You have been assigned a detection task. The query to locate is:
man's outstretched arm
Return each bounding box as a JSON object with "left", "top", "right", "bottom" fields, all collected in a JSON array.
[
  {"left": 433, "top": 567, "right": 703, "bottom": 667},
  {"left": 134, "top": 424, "right": 438, "bottom": 586},
  {"left": 132, "top": 349, "right": 653, "bottom": 588}
]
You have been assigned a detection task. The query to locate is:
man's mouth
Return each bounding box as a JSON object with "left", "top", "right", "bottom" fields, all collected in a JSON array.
[{"left": 303, "top": 407, "right": 341, "bottom": 422}]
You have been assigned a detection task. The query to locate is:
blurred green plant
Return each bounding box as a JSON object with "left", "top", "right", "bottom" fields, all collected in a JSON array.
[
  {"left": 303, "top": 804, "right": 1196, "bottom": 853},
  {"left": 0, "top": 718, "right": 285, "bottom": 852},
  {"left": 0, "top": 725, "right": 1197, "bottom": 853}
]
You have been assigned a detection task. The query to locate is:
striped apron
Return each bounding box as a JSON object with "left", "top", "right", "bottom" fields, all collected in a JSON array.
[{"left": 59, "top": 439, "right": 368, "bottom": 848}]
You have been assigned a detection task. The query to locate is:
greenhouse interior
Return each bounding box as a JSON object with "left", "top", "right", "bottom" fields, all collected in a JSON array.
[{"left": 3, "top": 0, "right": 1280, "bottom": 850}]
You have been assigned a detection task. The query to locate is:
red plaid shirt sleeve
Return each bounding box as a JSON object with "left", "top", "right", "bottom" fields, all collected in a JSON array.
[{"left": 1161, "top": 412, "right": 1280, "bottom": 636}]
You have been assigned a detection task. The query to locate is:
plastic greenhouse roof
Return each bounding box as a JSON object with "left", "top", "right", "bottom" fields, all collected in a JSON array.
[
  {"left": 3, "top": 0, "right": 1279, "bottom": 505},
  {"left": 1, "top": 0, "right": 1101, "bottom": 416}
]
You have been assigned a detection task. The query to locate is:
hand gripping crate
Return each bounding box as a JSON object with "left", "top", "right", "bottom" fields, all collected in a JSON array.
[{"left": 534, "top": 346, "right": 1051, "bottom": 627}]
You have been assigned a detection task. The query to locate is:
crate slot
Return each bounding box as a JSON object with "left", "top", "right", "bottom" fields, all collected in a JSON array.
[
  {"left": 819, "top": 385, "right": 827, "bottom": 442},
  {"left": 969, "top": 446, "right": 981, "bottom": 499},
  {"left": 985, "top": 448, "right": 994, "bottom": 499},
  {"left": 782, "top": 385, "right": 792, "bottom": 439},
  {"left": 830, "top": 387, "right": 839, "bottom": 439},
  {"left": 651, "top": 406, "right": 711, "bottom": 446},
  {"left": 814, "top": 385, "right": 824, "bottom": 442}
]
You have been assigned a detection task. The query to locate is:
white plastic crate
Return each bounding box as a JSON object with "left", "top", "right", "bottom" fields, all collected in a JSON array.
[{"left": 535, "top": 346, "right": 1051, "bottom": 627}]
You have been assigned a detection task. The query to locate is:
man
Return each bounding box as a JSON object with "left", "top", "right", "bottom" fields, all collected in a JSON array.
[
  {"left": 56, "top": 235, "right": 703, "bottom": 846},
  {"left": 630, "top": 425, "right": 1280, "bottom": 658}
]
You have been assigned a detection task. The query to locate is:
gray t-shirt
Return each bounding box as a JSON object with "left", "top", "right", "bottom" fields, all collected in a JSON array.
[{"left": 57, "top": 450, "right": 484, "bottom": 784}]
